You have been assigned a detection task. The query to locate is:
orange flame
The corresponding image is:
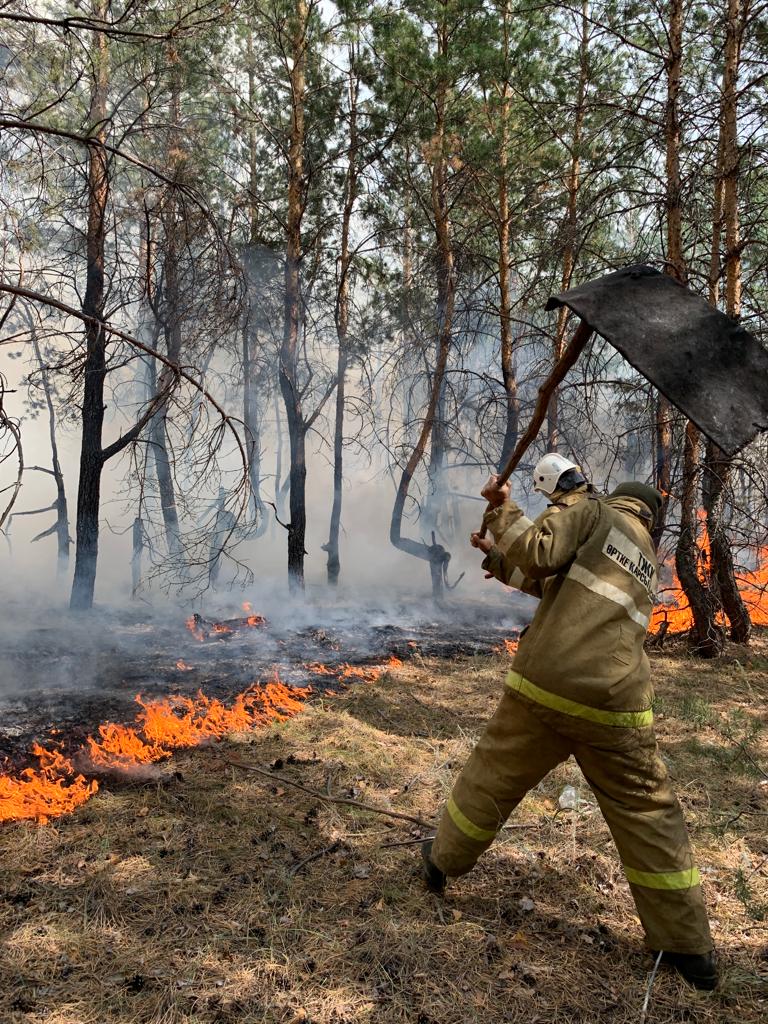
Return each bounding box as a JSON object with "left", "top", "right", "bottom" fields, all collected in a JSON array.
[
  {"left": 303, "top": 662, "right": 336, "bottom": 675},
  {"left": 185, "top": 615, "right": 206, "bottom": 642},
  {"left": 185, "top": 610, "right": 267, "bottom": 641},
  {"left": 338, "top": 663, "right": 382, "bottom": 683},
  {"left": 0, "top": 745, "right": 98, "bottom": 824},
  {"left": 1, "top": 679, "right": 310, "bottom": 824},
  {"left": 652, "top": 513, "right": 768, "bottom": 633},
  {"left": 494, "top": 638, "right": 519, "bottom": 656},
  {"left": 1, "top": 603, "right": 411, "bottom": 826}
]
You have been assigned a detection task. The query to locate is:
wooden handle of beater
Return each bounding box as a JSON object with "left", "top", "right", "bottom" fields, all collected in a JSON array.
[{"left": 478, "top": 318, "right": 593, "bottom": 538}]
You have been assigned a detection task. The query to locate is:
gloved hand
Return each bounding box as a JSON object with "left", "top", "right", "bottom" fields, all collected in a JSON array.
[
  {"left": 470, "top": 532, "right": 496, "bottom": 579},
  {"left": 481, "top": 474, "right": 511, "bottom": 508},
  {"left": 470, "top": 531, "right": 494, "bottom": 554}
]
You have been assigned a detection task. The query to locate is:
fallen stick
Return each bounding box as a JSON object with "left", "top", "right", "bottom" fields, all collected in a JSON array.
[
  {"left": 289, "top": 839, "right": 342, "bottom": 876},
  {"left": 226, "top": 758, "right": 435, "bottom": 829}
]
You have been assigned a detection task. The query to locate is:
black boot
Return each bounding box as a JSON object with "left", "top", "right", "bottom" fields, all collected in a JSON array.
[
  {"left": 654, "top": 951, "right": 718, "bottom": 990},
  {"left": 421, "top": 840, "right": 446, "bottom": 896}
]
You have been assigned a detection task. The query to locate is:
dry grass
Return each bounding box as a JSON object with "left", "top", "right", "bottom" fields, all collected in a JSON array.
[{"left": 1, "top": 639, "right": 767, "bottom": 1023}]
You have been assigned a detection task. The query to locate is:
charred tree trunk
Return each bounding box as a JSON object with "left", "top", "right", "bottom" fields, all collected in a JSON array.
[
  {"left": 390, "top": 33, "right": 458, "bottom": 604},
  {"left": 664, "top": 0, "right": 716, "bottom": 649},
  {"left": 702, "top": 0, "right": 751, "bottom": 644},
  {"left": 423, "top": 59, "right": 454, "bottom": 563},
  {"left": 675, "top": 422, "right": 721, "bottom": 656},
  {"left": 29, "top": 320, "right": 70, "bottom": 572},
  {"left": 279, "top": 0, "right": 309, "bottom": 592},
  {"left": 497, "top": 136, "right": 518, "bottom": 466},
  {"left": 131, "top": 516, "right": 144, "bottom": 597},
  {"left": 70, "top": 11, "right": 109, "bottom": 611},
  {"left": 547, "top": 0, "right": 588, "bottom": 452},
  {"left": 704, "top": 443, "right": 751, "bottom": 642},
  {"left": 153, "top": 51, "right": 184, "bottom": 564},
  {"left": 325, "top": 52, "right": 359, "bottom": 586},
  {"left": 243, "top": 320, "right": 268, "bottom": 535},
  {"left": 273, "top": 389, "right": 286, "bottom": 523},
  {"left": 653, "top": 0, "right": 686, "bottom": 545},
  {"left": 243, "top": 27, "right": 268, "bottom": 538}
]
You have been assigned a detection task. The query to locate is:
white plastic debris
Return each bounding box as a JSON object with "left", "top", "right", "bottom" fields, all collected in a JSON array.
[{"left": 558, "top": 785, "right": 579, "bottom": 810}]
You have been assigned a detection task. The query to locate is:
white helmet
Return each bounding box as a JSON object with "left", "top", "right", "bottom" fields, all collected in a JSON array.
[{"left": 532, "top": 453, "right": 580, "bottom": 496}]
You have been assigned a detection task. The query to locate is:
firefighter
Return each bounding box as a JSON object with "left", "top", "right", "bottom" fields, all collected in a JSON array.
[
  {"left": 481, "top": 453, "right": 594, "bottom": 593},
  {"left": 422, "top": 472, "right": 717, "bottom": 990}
]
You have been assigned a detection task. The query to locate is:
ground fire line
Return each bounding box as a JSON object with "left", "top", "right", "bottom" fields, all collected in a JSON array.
[
  {"left": 3, "top": 552, "right": 766, "bottom": 828},
  {"left": 0, "top": 609, "right": 409, "bottom": 825}
]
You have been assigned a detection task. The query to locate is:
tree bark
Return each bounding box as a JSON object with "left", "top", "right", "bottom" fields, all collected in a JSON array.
[
  {"left": 496, "top": 1, "right": 519, "bottom": 469},
  {"left": 674, "top": 421, "right": 721, "bottom": 656},
  {"left": 653, "top": 0, "right": 685, "bottom": 546},
  {"left": 325, "top": 50, "right": 359, "bottom": 586},
  {"left": 390, "top": 23, "right": 457, "bottom": 604},
  {"left": 243, "top": 25, "right": 268, "bottom": 538},
  {"left": 131, "top": 516, "right": 144, "bottom": 597},
  {"left": 702, "top": 0, "right": 751, "bottom": 644},
  {"left": 70, "top": 6, "right": 109, "bottom": 610},
  {"left": 663, "top": 0, "right": 715, "bottom": 648},
  {"left": 279, "top": 0, "right": 309, "bottom": 592},
  {"left": 29, "top": 319, "right": 69, "bottom": 572},
  {"left": 152, "top": 44, "right": 184, "bottom": 563},
  {"left": 548, "top": 0, "right": 588, "bottom": 451}
]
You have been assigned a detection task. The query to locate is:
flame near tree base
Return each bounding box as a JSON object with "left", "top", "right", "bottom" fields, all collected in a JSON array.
[{"left": 651, "top": 528, "right": 768, "bottom": 634}]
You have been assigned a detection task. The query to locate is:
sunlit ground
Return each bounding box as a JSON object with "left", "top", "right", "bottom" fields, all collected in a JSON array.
[{"left": 1, "top": 638, "right": 766, "bottom": 1023}]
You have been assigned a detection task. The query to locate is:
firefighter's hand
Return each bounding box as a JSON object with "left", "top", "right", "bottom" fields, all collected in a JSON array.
[
  {"left": 470, "top": 532, "right": 494, "bottom": 554},
  {"left": 481, "top": 474, "right": 511, "bottom": 508}
]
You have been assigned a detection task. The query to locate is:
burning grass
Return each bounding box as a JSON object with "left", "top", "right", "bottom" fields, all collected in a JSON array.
[
  {"left": 0, "top": 646, "right": 408, "bottom": 825},
  {"left": 1, "top": 639, "right": 767, "bottom": 1022}
]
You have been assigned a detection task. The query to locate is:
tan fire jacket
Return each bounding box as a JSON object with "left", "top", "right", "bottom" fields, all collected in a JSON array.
[
  {"left": 483, "top": 492, "right": 658, "bottom": 724},
  {"left": 481, "top": 485, "right": 592, "bottom": 598}
]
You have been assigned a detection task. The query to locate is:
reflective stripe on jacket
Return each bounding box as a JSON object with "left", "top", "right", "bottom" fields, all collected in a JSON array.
[
  {"left": 481, "top": 485, "right": 591, "bottom": 597},
  {"left": 484, "top": 493, "right": 658, "bottom": 719}
]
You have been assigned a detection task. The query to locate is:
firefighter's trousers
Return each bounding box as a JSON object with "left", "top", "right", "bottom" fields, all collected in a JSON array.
[{"left": 431, "top": 690, "right": 713, "bottom": 954}]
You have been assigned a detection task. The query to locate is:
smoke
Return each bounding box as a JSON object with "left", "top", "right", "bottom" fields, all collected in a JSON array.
[{"left": 1, "top": 333, "right": 552, "bottom": 607}]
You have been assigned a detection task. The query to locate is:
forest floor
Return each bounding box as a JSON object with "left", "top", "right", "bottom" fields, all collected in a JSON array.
[{"left": 1, "top": 637, "right": 767, "bottom": 1024}]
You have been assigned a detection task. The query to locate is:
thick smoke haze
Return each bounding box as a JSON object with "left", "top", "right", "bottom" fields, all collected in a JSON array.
[{"left": 1, "top": 344, "right": 552, "bottom": 614}]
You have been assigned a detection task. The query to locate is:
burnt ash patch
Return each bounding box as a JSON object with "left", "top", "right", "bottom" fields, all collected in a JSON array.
[{"left": 0, "top": 602, "right": 523, "bottom": 769}]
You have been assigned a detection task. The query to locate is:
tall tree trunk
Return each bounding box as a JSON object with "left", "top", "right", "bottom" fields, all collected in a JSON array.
[
  {"left": 497, "top": 1, "right": 519, "bottom": 468},
  {"left": 70, "top": 7, "right": 109, "bottom": 611},
  {"left": 702, "top": 0, "right": 751, "bottom": 644},
  {"left": 153, "top": 47, "right": 184, "bottom": 563},
  {"left": 243, "top": 320, "right": 267, "bottom": 534},
  {"left": 273, "top": 389, "right": 286, "bottom": 523},
  {"left": 653, "top": 0, "right": 686, "bottom": 545},
  {"left": 279, "top": 0, "right": 309, "bottom": 592},
  {"left": 131, "top": 516, "right": 144, "bottom": 597},
  {"left": 548, "top": 0, "right": 588, "bottom": 451},
  {"left": 243, "top": 26, "right": 268, "bottom": 538},
  {"left": 29, "top": 322, "right": 69, "bottom": 572},
  {"left": 390, "top": 26, "right": 457, "bottom": 604},
  {"left": 423, "top": 71, "right": 454, "bottom": 565},
  {"left": 665, "top": 0, "right": 717, "bottom": 650},
  {"left": 325, "top": 51, "right": 359, "bottom": 586}
]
